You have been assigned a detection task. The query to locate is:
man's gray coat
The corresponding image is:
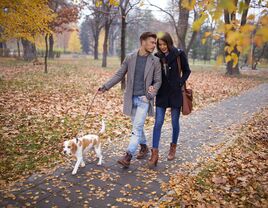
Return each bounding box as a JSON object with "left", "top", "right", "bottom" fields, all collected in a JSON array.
[{"left": 103, "top": 50, "right": 162, "bottom": 117}]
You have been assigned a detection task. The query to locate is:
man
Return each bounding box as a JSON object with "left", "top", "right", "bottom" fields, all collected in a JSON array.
[{"left": 98, "top": 32, "right": 162, "bottom": 168}]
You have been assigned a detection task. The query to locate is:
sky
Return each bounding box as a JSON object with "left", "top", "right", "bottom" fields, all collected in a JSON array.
[
  {"left": 78, "top": 0, "right": 169, "bottom": 25},
  {"left": 142, "top": 0, "right": 169, "bottom": 21}
]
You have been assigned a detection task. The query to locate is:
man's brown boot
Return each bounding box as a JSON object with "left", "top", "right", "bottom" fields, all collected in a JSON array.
[
  {"left": 136, "top": 144, "right": 149, "bottom": 159},
  {"left": 148, "top": 148, "right": 159, "bottom": 168},
  {"left": 167, "top": 143, "right": 177, "bottom": 161},
  {"left": 117, "top": 152, "right": 132, "bottom": 168}
]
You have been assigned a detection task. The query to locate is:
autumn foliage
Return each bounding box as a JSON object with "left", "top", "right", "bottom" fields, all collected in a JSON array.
[{"left": 0, "top": 0, "right": 55, "bottom": 42}]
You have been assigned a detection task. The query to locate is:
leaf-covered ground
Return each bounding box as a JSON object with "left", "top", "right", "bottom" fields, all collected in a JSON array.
[
  {"left": 0, "top": 57, "right": 267, "bottom": 188},
  {"left": 142, "top": 107, "right": 268, "bottom": 208}
]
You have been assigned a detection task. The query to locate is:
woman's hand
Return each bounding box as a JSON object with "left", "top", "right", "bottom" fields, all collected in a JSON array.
[{"left": 148, "top": 85, "right": 155, "bottom": 94}]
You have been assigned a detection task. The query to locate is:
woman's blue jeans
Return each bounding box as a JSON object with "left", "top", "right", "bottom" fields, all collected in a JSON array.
[{"left": 152, "top": 106, "right": 181, "bottom": 148}]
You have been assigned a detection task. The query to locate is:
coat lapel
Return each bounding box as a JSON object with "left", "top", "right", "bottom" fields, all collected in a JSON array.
[
  {"left": 129, "top": 50, "right": 138, "bottom": 83},
  {"left": 144, "top": 53, "right": 153, "bottom": 81}
]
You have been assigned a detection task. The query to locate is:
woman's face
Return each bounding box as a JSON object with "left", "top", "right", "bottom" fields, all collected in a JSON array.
[{"left": 158, "top": 39, "right": 168, "bottom": 53}]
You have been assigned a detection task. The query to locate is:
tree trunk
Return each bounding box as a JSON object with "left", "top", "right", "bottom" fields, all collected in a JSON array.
[
  {"left": 108, "top": 30, "right": 116, "bottom": 56},
  {"left": 0, "top": 42, "right": 6, "bottom": 57},
  {"left": 223, "top": 0, "right": 250, "bottom": 75},
  {"left": 17, "top": 39, "right": 21, "bottom": 57},
  {"left": 48, "top": 34, "right": 54, "bottom": 59},
  {"left": 120, "top": 13, "right": 127, "bottom": 90},
  {"left": 186, "top": 31, "right": 197, "bottom": 56},
  {"left": 93, "top": 31, "right": 99, "bottom": 60},
  {"left": 102, "top": 21, "right": 111, "bottom": 67},
  {"left": 186, "top": 10, "right": 198, "bottom": 55},
  {"left": 252, "top": 43, "right": 267, "bottom": 70},
  {"left": 45, "top": 34, "right": 49, "bottom": 73},
  {"left": 21, "top": 39, "right": 37, "bottom": 61},
  {"left": 224, "top": 7, "right": 240, "bottom": 75},
  {"left": 225, "top": 46, "right": 240, "bottom": 75},
  {"left": 177, "top": 0, "right": 190, "bottom": 50}
]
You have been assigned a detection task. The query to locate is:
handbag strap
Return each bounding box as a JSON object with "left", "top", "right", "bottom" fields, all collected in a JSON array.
[{"left": 176, "top": 56, "right": 187, "bottom": 90}]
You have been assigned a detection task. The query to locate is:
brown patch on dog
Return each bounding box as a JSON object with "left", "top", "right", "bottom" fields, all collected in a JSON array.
[
  {"left": 82, "top": 139, "right": 92, "bottom": 150},
  {"left": 93, "top": 137, "right": 99, "bottom": 146},
  {"left": 70, "top": 141, "right": 77, "bottom": 155}
]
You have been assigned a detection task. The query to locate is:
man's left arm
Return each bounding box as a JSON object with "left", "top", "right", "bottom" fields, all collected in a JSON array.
[{"left": 147, "top": 58, "right": 162, "bottom": 99}]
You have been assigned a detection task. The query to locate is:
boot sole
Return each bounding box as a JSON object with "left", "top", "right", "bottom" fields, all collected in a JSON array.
[
  {"left": 136, "top": 150, "right": 149, "bottom": 159},
  {"left": 117, "top": 160, "right": 130, "bottom": 168},
  {"left": 148, "top": 162, "right": 157, "bottom": 169},
  {"left": 136, "top": 154, "right": 149, "bottom": 159}
]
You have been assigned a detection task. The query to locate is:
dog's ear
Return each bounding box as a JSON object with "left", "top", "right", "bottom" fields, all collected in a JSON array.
[{"left": 70, "top": 142, "right": 77, "bottom": 154}]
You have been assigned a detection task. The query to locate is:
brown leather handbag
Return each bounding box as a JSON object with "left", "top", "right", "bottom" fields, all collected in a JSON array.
[{"left": 177, "top": 56, "right": 193, "bottom": 115}]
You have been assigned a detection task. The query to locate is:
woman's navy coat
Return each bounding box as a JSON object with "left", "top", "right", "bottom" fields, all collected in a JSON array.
[{"left": 155, "top": 47, "right": 191, "bottom": 108}]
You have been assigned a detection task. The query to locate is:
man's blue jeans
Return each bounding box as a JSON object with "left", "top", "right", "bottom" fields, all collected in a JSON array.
[
  {"left": 152, "top": 107, "right": 181, "bottom": 148},
  {"left": 127, "top": 95, "right": 149, "bottom": 155}
]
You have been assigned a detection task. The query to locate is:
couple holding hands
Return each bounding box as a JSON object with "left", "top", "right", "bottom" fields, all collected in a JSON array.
[{"left": 98, "top": 31, "right": 191, "bottom": 168}]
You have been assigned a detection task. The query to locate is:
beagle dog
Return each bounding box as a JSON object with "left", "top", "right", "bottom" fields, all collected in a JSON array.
[{"left": 63, "top": 120, "right": 105, "bottom": 175}]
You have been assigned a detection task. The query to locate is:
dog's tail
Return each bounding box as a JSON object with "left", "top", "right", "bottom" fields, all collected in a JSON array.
[{"left": 99, "top": 119, "right": 105, "bottom": 134}]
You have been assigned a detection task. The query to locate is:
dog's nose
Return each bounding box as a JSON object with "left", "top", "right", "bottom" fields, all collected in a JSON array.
[{"left": 63, "top": 150, "right": 66, "bottom": 154}]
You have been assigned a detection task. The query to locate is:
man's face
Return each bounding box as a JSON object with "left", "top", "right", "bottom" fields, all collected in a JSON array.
[{"left": 141, "top": 37, "right": 156, "bottom": 53}]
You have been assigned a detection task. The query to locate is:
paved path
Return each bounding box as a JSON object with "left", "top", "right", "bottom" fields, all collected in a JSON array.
[{"left": 1, "top": 83, "right": 267, "bottom": 208}]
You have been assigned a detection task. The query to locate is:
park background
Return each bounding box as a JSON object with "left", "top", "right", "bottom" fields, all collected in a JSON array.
[{"left": 0, "top": 0, "right": 267, "bottom": 207}]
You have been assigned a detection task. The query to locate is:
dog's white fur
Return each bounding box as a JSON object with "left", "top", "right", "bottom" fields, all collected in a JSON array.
[{"left": 63, "top": 120, "right": 105, "bottom": 175}]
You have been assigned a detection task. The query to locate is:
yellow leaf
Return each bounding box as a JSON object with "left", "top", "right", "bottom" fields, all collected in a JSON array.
[
  {"left": 226, "top": 31, "right": 241, "bottom": 45},
  {"left": 96, "top": 0, "right": 102, "bottom": 7},
  {"left": 213, "top": 34, "right": 221, "bottom": 40},
  {"left": 225, "top": 55, "right": 232, "bottom": 63},
  {"left": 237, "top": 46, "right": 243, "bottom": 53},
  {"left": 204, "top": 32, "right": 212, "bottom": 38},
  {"left": 260, "top": 15, "right": 268, "bottom": 25},
  {"left": 224, "top": 24, "right": 233, "bottom": 32},
  {"left": 212, "top": 9, "right": 222, "bottom": 20},
  {"left": 201, "top": 38, "right": 206, "bottom": 44},
  {"left": 192, "top": 13, "right": 208, "bottom": 31},
  {"left": 109, "top": 0, "right": 119, "bottom": 6},
  {"left": 225, "top": 45, "right": 234, "bottom": 54},
  {"left": 231, "top": 53, "right": 238, "bottom": 67},
  {"left": 192, "top": 20, "right": 202, "bottom": 31},
  {"left": 247, "top": 14, "right": 255, "bottom": 21},
  {"left": 240, "top": 24, "right": 255, "bottom": 33}
]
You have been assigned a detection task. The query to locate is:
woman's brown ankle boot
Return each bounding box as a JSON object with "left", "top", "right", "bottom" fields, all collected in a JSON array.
[
  {"left": 167, "top": 143, "right": 177, "bottom": 161},
  {"left": 148, "top": 148, "right": 159, "bottom": 168}
]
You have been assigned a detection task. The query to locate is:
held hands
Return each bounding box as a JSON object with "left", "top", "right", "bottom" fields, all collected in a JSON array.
[{"left": 148, "top": 85, "right": 156, "bottom": 95}]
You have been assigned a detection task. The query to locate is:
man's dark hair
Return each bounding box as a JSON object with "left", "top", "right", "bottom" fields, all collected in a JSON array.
[
  {"left": 157, "top": 32, "right": 174, "bottom": 52},
  {"left": 140, "top": 32, "right": 157, "bottom": 44}
]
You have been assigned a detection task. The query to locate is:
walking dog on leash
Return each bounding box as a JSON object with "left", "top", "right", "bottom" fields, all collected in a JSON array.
[{"left": 63, "top": 119, "right": 105, "bottom": 175}]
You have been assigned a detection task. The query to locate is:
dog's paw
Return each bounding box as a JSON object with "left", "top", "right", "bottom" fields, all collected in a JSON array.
[
  {"left": 81, "top": 162, "right": 85, "bottom": 167},
  {"left": 97, "top": 162, "right": 102, "bottom": 166},
  {"left": 72, "top": 170, "right": 77, "bottom": 175}
]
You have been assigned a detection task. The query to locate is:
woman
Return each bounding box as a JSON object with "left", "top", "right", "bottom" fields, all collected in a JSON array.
[{"left": 148, "top": 32, "right": 191, "bottom": 167}]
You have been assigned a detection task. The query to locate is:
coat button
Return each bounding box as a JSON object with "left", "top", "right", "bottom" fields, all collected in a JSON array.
[{"left": 169, "top": 67, "right": 171, "bottom": 69}]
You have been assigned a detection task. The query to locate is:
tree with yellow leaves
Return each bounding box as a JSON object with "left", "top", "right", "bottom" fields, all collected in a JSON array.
[
  {"left": 182, "top": 0, "right": 268, "bottom": 75},
  {"left": 0, "top": 0, "right": 55, "bottom": 62},
  {"left": 67, "top": 30, "right": 81, "bottom": 53}
]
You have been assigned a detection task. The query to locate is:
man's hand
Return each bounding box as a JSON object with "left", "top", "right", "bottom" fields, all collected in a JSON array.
[
  {"left": 98, "top": 86, "right": 106, "bottom": 94},
  {"left": 148, "top": 85, "right": 156, "bottom": 94}
]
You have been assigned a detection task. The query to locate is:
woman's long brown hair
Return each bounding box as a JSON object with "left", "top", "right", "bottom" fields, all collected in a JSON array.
[{"left": 156, "top": 32, "right": 174, "bottom": 53}]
